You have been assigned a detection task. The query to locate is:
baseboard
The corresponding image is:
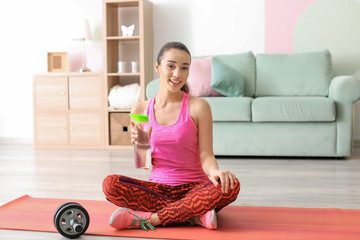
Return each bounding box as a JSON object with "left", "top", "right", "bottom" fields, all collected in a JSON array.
[
  {"left": 0, "top": 138, "right": 33, "bottom": 145},
  {"left": 353, "top": 139, "right": 360, "bottom": 149},
  {"left": 351, "top": 139, "right": 360, "bottom": 156}
]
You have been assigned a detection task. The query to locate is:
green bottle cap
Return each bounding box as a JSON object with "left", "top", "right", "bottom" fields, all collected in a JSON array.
[{"left": 129, "top": 113, "right": 149, "bottom": 123}]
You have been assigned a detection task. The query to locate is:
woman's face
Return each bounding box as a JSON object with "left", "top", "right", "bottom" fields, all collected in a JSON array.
[{"left": 155, "top": 48, "right": 191, "bottom": 93}]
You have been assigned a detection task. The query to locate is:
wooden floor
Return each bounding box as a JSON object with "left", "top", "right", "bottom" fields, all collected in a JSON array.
[{"left": 1, "top": 143, "right": 360, "bottom": 239}]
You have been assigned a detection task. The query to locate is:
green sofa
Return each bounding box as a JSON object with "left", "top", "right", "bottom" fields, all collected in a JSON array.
[{"left": 146, "top": 50, "right": 360, "bottom": 157}]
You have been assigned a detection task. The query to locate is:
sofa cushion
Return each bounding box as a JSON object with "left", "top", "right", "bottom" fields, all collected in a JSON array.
[
  {"left": 203, "top": 97, "right": 253, "bottom": 122},
  {"left": 187, "top": 57, "right": 223, "bottom": 97},
  {"left": 255, "top": 50, "right": 332, "bottom": 97},
  {"left": 196, "top": 51, "right": 256, "bottom": 97},
  {"left": 210, "top": 57, "right": 244, "bottom": 97},
  {"left": 252, "top": 97, "right": 335, "bottom": 122}
]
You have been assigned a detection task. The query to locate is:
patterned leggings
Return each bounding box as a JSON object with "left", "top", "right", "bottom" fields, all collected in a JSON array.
[{"left": 102, "top": 175, "right": 240, "bottom": 226}]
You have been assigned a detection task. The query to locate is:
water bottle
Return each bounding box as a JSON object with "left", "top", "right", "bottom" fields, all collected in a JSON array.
[{"left": 129, "top": 114, "right": 151, "bottom": 170}]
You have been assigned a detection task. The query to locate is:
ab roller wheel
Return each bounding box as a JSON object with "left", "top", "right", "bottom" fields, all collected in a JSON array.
[{"left": 53, "top": 202, "right": 90, "bottom": 239}]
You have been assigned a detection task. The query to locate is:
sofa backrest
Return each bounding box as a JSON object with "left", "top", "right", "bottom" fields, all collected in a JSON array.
[{"left": 255, "top": 50, "right": 332, "bottom": 97}]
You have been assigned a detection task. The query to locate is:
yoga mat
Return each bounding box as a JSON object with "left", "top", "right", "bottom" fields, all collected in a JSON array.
[{"left": 0, "top": 195, "right": 360, "bottom": 240}]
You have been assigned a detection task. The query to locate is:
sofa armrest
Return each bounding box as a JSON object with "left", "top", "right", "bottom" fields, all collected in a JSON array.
[
  {"left": 328, "top": 75, "right": 360, "bottom": 156},
  {"left": 146, "top": 79, "right": 160, "bottom": 99},
  {"left": 329, "top": 76, "right": 360, "bottom": 103}
]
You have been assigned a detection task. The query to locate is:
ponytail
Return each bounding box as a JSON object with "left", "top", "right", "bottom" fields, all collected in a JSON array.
[{"left": 181, "top": 82, "right": 190, "bottom": 94}]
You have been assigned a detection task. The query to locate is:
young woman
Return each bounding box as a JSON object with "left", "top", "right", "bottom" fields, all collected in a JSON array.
[{"left": 103, "top": 42, "right": 240, "bottom": 230}]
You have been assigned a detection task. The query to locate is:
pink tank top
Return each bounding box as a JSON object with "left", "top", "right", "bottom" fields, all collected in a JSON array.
[{"left": 143, "top": 92, "right": 209, "bottom": 186}]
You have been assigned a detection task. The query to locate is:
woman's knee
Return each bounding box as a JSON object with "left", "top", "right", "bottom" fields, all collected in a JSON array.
[
  {"left": 102, "top": 174, "right": 121, "bottom": 196},
  {"left": 229, "top": 178, "right": 240, "bottom": 201},
  {"left": 223, "top": 178, "right": 240, "bottom": 202}
]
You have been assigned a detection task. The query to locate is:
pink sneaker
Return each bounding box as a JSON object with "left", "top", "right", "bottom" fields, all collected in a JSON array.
[
  {"left": 188, "top": 209, "right": 217, "bottom": 230},
  {"left": 109, "top": 208, "right": 155, "bottom": 231}
]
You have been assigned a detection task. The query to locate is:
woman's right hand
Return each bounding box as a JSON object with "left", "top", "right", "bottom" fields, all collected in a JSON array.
[
  {"left": 130, "top": 122, "right": 138, "bottom": 144},
  {"left": 130, "top": 122, "right": 152, "bottom": 144}
]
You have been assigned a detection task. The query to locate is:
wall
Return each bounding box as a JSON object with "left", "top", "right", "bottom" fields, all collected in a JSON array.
[
  {"left": 0, "top": 0, "right": 359, "bottom": 145},
  {"left": 151, "top": 0, "right": 264, "bottom": 57},
  {"left": 0, "top": 0, "right": 103, "bottom": 141}
]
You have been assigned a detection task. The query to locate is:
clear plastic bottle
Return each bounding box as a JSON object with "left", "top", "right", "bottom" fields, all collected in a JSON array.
[{"left": 130, "top": 114, "right": 151, "bottom": 169}]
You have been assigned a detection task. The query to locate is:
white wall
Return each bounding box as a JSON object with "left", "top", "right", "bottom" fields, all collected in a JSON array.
[
  {"left": 0, "top": 0, "right": 102, "bottom": 140},
  {"left": 151, "top": 0, "right": 264, "bottom": 57},
  {"left": 0, "top": 0, "right": 264, "bottom": 141}
]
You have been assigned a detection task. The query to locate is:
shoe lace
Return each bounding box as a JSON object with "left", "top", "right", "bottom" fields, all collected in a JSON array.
[{"left": 129, "top": 212, "right": 156, "bottom": 231}]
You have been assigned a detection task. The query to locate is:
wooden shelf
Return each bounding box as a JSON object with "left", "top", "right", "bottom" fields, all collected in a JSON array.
[
  {"left": 107, "top": 73, "right": 141, "bottom": 76},
  {"left": 106, "top": 0, "right": 138, "bottom": 8},
  {"left": 107, "top": 108, "right": 131, "bottom": 113},
  {"left": 106, "top": 36, "right": 140, "bottom": 40}
]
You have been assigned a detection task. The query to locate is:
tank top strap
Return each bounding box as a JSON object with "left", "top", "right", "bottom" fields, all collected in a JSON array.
[
  {"left": 182, "top": 92, "right": 189, "bottom": 109},
  {"left": 180, "top": 92, "right": 190, "bottom": 121}
]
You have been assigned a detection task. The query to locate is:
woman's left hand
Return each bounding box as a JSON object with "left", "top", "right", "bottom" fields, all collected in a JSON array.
[{"left": 209, "top": 169, "right": 237, "bottom": 193}]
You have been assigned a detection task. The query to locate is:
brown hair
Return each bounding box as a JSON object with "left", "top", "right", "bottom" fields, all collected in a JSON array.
[{"left": 156, "top": 42, "right": 191, "bottom": 93}]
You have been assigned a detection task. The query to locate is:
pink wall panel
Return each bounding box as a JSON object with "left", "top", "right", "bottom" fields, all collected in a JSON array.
[{"left": 265, "top": 0, "right": 317, "bottom": 53}]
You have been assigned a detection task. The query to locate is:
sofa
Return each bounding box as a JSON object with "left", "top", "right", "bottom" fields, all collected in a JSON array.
[{"left": 146, "top": 50, "right": 360, "bottom": 157}]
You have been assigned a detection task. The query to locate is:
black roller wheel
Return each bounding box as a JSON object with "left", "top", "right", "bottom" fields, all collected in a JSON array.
[
  {"left": 53, "top": 202, "right": 90, "bottom": 239},
  {"left": 53, "top": 202, "right": 79, "bottom": 227}
]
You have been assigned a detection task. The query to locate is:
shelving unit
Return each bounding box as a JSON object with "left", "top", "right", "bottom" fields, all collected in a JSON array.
[{"left": 103, "top": 0, "right": 153, "bottom": 149}]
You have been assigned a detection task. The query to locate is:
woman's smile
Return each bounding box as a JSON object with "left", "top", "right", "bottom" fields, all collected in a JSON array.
[{"left": 169, "top": 78, "right": 181, "bottom": 85}]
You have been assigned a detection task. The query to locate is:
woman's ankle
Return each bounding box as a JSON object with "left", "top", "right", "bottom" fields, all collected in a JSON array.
[{"left": 150, "top": 213, "right": 161, "bottom": 226}]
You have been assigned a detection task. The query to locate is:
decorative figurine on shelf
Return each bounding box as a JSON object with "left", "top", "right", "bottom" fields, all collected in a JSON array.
[
  {"left": 131, "top": 61, "right": 138, "bottom": 73},
  {"left": 121, "top": 24, "right": 135, "bottom": 37},
  {"left": 118, "top": 61, "right": 126, "bottom": 73}
]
